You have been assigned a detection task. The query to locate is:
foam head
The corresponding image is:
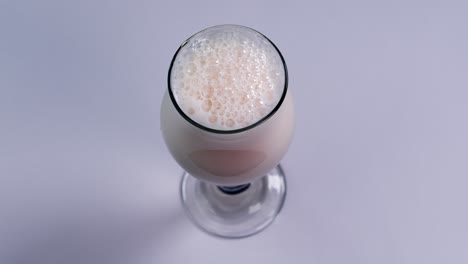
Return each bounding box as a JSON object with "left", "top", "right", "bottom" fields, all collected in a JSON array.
[{"left": 169, "top": 25, "right": 286, "bottom": 132}]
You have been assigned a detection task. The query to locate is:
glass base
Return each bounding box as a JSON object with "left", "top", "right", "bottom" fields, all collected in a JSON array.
[{"left": 180, "top": 165, "right": 286, "bottom": 238}]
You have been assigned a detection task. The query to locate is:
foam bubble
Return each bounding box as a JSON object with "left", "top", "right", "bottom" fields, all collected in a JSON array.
[{"left": 170, "top": 25, "right": 285, "bottom": 130}]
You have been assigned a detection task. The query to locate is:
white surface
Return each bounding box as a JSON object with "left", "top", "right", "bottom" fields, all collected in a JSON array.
[{"left": 1, "top": 1, "right": 468, "bottom": 263}]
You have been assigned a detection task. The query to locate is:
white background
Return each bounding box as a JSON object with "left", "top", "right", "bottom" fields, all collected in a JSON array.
[{"left": 1, "top": 0, "right": 468, "bottom": 263}]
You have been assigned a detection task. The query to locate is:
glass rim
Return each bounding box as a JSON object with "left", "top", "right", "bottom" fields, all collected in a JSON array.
[{"left": 167, "top": 24, "right": 288, "bottom": 135}]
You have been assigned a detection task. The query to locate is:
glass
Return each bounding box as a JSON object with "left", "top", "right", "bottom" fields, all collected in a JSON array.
[{"left": 161, "top": 25, "right": 294, "bottom": 238}]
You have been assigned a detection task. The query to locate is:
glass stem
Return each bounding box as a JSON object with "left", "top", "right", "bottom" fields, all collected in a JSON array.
[{"left": 217, "top": 183, "right": 251, "bottom": 195}]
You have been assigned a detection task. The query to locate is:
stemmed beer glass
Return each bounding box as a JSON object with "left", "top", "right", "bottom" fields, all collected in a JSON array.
[{"left": 161, "top": 25, "right": 294, "bottom": 238}]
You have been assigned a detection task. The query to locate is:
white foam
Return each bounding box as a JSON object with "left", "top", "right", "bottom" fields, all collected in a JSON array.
[{"left": 170, "top": 25, "right": 285, "bottom": 130}]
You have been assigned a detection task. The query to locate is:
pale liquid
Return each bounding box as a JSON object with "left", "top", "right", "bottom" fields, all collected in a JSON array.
[
  {"left": 162, "top": 25, "right": 294, "bottom": 185},
  {"left": 161, "top": 91, "right": 294, "bottom": 186},
  {"left": 170, "top": 25, "right": 285, "bottom": 130}
]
